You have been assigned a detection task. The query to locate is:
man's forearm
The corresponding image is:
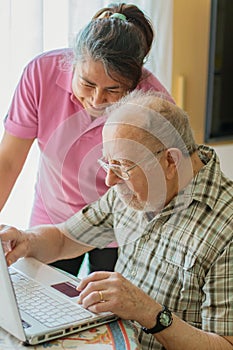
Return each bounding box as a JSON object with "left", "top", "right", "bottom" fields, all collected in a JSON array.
[
  {"left": 24, "top": 225, "right": 65, "bottom": 263},
  {"left": 155, "top": 313, "right": 232, "bottom": 350},
  {"left": 136, "top": 298, "right": 232, "bottom": 350},
  {"left": 26, "top": 224, "right": 93, "bottom": 263}
]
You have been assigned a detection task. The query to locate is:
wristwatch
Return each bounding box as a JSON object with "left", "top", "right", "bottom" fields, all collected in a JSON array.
[{"left": 142, "top": 305, "right": 173, "bottom": 334}]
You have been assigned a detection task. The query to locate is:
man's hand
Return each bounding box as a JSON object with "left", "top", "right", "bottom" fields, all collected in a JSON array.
[
  {"left": 0, "top": 224, "right": 29, "bottom": 265},
  {"left": 77, "top": 271, "right": 159, "bottom": 327},
  {"left": 77, "top": 271, "right": 233, "bottom": 350},
  {"left": 0, "top": 223, "right": 94, "bottom": 266}
]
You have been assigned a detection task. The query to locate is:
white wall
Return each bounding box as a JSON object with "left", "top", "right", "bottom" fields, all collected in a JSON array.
[
  {"left": 214, "top": 144, "right": 233, "bottom": 179},
  {"left": 0, "top": 0, "right": 69, "bottom": 229}
]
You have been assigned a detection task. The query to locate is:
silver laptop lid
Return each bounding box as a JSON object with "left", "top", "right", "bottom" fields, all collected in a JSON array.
[{"left": 0, "top": 240, "right": 26, "bottom": 342}]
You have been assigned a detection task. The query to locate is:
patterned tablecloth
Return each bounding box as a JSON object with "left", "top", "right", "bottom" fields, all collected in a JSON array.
[{"left": 0, "top": 319, "right": 141, "bottom": 350}]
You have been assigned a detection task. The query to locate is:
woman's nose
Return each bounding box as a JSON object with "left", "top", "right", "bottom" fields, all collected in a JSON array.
[
  {"left": 92, "top": 88, "right": 107, "bottom": 106},
  {"left": 105, "top": 169, "right": 124, "bottom": 187}
]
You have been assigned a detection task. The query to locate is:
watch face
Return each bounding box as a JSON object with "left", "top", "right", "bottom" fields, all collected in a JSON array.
[{"left": 160, "top": 311, "right": 172, "bottom": 327}]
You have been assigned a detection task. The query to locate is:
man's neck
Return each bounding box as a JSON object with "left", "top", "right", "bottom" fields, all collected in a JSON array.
[{"left": 166, "top": 151, "right": 205, "bottom": 205}]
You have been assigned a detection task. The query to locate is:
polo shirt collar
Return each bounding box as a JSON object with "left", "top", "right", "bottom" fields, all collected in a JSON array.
[{"left": 56, "top": 68, "right": 73, "bottom": 94}]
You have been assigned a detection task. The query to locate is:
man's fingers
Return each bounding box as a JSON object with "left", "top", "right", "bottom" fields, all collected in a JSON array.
[
  {"left": 0, "top": 227, "right": 26, "bottom": 264},
  {"left": 0, "top": 224, "right": 10, "bottom": 231},
  {"left": 0, "top": 226, "right": 19, "bottom": 240},
  {"left": 1, "top": 240, "right": 12, "bottom": 253},
  {"left": 5, "top": 242, "right": 27, "bottom": 265},
  {"left": 77, "top": 271, "right": 111, "bottom": 291}
]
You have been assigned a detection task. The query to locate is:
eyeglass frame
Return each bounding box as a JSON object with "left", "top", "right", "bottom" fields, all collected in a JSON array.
[{"left": 98, "top": 149, "right": 166, "bottom": 180}]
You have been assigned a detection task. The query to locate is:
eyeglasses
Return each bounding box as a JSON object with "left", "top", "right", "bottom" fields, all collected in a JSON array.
[{"left": 98, "top": 149, "right": 165, "bottom": 180}]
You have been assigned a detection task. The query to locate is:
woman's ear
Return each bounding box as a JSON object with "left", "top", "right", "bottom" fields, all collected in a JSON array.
[{"left": 164, "top": 148, "right": 182, "bottom": 180}]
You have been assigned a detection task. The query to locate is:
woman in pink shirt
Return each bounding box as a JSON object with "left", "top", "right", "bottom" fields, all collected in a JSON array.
[{"left": 0, "top": 3, "right": 174, "bottom": 276}]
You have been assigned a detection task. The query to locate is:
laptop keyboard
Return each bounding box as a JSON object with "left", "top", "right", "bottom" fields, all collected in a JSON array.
[{"left": 10, "top": 271, "right": 92, "bottom": 328}]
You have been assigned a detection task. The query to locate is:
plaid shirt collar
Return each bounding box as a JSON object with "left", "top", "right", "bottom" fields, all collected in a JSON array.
[{"left": 158, "top": 145, "right": 221, "bottom": 217}]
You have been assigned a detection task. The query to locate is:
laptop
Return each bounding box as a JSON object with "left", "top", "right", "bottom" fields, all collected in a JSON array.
[{"left": 0, "top": 240, "right": 117, "bottom": 345}]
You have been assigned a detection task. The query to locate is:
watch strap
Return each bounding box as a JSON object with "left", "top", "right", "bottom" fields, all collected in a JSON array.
[{"left": 142, "top": 305, "right": 173, "bottom": 334}]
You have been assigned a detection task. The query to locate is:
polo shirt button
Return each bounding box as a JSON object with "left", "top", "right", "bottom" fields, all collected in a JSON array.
[{"left": 144, "top": 234, "right": 150, "bottom": 241}]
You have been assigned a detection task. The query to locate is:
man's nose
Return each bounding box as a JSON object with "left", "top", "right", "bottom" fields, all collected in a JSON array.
[{"left": 105, "top": 169, "right": 124, "bottom": 187}]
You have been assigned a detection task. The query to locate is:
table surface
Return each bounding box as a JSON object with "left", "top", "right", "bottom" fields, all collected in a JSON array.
[{"left": 0, "top": 319, "right": 141, "bottom": 349}]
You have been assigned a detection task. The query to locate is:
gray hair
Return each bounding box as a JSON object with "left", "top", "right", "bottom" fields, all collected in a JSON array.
[{"left": 105, "top": 90, "right": 197, "bottom": 156}]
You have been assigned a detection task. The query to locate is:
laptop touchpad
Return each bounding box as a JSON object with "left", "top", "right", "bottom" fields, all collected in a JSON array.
[{"left": 51, "top": 282, "right": 80, "bottom": 297}]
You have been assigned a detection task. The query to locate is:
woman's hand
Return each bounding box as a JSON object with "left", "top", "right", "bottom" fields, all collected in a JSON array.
[{"left": 77, "top": 271, "right": 159, "bottom": 327}]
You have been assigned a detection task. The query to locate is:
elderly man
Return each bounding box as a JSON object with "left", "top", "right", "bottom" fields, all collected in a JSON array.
[{"left": 1, "top": 90, "right": 232, "bottom": 350}]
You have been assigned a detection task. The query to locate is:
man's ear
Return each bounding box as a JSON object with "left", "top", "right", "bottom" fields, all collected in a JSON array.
[{"left": 165, "top": 148, "right": 182, "bottom": 180}]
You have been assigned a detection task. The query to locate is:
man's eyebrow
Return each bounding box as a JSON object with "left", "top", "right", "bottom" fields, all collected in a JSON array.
[{"left": 80, "top": 75, "right": 122, "bottom": 90}]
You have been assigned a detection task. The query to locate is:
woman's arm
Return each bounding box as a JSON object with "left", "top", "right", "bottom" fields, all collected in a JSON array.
[{"left": 0, "top": 132, "right": 34, "bottom": 210}]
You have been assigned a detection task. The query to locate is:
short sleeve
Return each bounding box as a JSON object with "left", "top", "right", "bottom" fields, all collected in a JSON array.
[
  {"left": 202, "top": 240, "right": 233, "bottom": 335},
  {"left": 4, "top": 57, "right": 41, "bottom": 139},
  {"left": 65, "top": 189, "right": 116, "bottom": 248}
]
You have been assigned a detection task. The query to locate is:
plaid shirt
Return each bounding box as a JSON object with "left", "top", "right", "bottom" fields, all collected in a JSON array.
[{"left": 65, "top": 145, "right": 233, "bottom": 350}]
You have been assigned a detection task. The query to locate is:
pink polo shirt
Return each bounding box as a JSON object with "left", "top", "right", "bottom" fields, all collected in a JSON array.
[{"left": 5, "top": 48, "right": 174, "bottom": 226}]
